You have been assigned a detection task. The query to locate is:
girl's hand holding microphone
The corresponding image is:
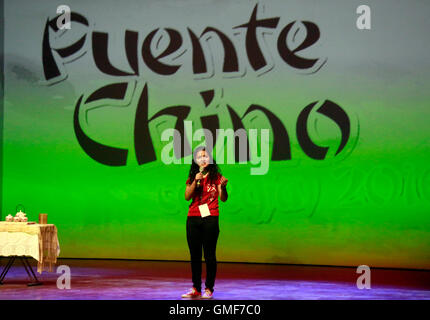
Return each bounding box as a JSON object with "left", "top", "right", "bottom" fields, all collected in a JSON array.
[
  {"left": 195, "top": 172, "right": 204, "bottom": 186},
  {"left": 195, "top": 172, "right": 204, "bottom": 181}
]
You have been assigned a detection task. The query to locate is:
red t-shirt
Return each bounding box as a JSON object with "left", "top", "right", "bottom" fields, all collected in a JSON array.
[{"left": 186, "top": 173, "right": 223, "bottom": 217}]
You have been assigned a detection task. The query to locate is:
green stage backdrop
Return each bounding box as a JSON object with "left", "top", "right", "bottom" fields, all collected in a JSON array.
[{"left": 1, "top": 0, "right": 430, "bottom": 269}]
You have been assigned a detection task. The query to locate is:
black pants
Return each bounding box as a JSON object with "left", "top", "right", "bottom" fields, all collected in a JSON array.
[{"left": 186, "top": 216, "right": 220, "bottom": 292}]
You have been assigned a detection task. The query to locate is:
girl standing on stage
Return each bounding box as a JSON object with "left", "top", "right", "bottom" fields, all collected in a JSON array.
[{"left": 182, "top": 147, "right": 228, "bottom": 299}]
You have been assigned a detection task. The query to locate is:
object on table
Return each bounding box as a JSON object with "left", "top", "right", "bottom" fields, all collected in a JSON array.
[
  {"left": 39, "top": 213, "right": 48, "bottom": 224},
  {"left": 14, "top": 210, "right": 27, "bottom": 222}
]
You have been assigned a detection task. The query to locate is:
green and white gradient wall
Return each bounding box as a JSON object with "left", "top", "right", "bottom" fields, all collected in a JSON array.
[{"left": 1, "top": 0, "right": 429, "bottom": 269}]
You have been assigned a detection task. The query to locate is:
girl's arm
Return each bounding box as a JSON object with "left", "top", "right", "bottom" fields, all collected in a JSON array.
[
  {"left": 185, "top": 172, "right": 203, "bottom": 201},
  {"left": 185, "top": 180, "right": 197, "bottom": 201},
  {"left": 218, "top": 176, "right": 228, "bottom": 202}
]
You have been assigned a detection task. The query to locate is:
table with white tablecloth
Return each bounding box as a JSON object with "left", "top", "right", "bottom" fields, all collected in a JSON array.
[{"left": 0, "top": 222, "right": 60, "bottom": 285}]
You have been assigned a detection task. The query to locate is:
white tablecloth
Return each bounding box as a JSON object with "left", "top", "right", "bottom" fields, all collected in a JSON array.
[{"left": 0, "top": 222, "right": 60, "bottom": 273}]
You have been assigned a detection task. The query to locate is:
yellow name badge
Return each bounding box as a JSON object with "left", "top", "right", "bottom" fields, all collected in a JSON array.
[{"left": 198, "top": 203, "right": 211, "bottom": 218}]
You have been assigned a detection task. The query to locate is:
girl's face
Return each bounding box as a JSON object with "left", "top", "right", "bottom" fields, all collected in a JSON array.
[{"left": 196, "top": 150, "right": 210, "bottom": 168}]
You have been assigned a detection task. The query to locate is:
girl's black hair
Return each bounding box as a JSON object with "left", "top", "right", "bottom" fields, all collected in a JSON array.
[{"left": 187, "top": 146, "right": 221, "bottom": 185}]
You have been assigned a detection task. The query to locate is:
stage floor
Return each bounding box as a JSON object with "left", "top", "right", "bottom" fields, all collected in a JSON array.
[{"left": 0, "top": 259, "right": 429, "bottom": 300}]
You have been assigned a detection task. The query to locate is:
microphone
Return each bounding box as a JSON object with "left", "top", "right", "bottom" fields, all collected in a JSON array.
[{"left": 196, "top": 166, "right": 204, "bottom": 187}]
